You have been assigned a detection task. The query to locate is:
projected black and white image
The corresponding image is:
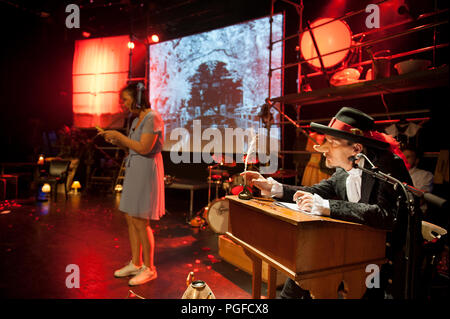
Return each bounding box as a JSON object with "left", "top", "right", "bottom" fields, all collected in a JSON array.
[{"left": 149, "top": 14, "right": 283, "bottom": 151}]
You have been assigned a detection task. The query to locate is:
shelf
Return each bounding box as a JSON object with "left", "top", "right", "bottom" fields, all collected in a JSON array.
[{"left": 269, "top": 65, "right": 448, "bottom": 106}]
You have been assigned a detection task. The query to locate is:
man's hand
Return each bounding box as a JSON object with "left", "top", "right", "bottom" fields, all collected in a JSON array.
[
  {"left": 240, "top": 171, "right": 272, "bottom": 194},
  {"left": 293, "top": 190, "right": 314, "bottom": 212}
]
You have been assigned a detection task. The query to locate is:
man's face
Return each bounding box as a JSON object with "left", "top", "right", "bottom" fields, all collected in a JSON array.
[{"left": 314, "top": 135, "right": 359, "bottom": 171}]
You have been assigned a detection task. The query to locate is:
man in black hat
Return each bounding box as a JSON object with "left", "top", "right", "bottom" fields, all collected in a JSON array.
[{"left": 242, "top": 107, "right": 420, "bottom": 299}]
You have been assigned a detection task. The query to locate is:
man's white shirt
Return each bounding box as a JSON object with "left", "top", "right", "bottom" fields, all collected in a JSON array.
[{"left": 263, "top": 159, "right": 365, "bottom": 215}]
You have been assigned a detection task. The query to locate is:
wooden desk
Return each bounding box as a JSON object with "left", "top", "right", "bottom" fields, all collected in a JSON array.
[{"left": 225, "top": 195, "right": 387, "bottom": 299}]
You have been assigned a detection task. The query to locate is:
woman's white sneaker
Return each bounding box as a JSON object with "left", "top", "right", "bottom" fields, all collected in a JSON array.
[
  {"left": 114, "top": 261, "right": 141, "bottom": 278},
  {"left": 128, "top": 266, "right": 157, "bottom": 286}
]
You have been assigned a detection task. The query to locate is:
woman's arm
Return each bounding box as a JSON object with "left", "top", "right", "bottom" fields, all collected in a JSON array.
[
  {"left": 118, "top": 132, "right": 157, "bottom": 155},
  {"left": 101, "top": 130, "right": 157, "bottom": 155}
]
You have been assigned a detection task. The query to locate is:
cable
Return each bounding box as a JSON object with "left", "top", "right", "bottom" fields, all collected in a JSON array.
[{"left": 380, "top": 93, "right": 391, "bottom": 120}]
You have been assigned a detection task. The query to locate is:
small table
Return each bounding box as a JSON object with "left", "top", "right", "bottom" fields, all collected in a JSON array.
[
  {"left": 165, "top": 178, "right": 209, "bottom": 221},
  {"left": 0, "top": 162, "right": 38, "bottom": 176},
  {"left": 0, "top": 175, "right": 18, "bottom": 200},
  {"left": 0, "top": 162, "right": 39, "bottom": 200}
]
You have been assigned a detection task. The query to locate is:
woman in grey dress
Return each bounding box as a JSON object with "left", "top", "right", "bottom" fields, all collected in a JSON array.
[{"left": 99, "top": 83, "right": 165, "bottom": 286}]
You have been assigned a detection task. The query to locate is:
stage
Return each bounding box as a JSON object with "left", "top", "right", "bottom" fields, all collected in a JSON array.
[
  {"left": 0, "top": 0, "right": 448, "bottom": 303},
  {"left": 0, "top": 190, "right": 277, "bottom": 299}
]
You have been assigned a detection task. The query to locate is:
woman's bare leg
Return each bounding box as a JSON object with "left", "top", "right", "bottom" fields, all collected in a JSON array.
[
  {"left": 125, "top": 213, "right": 141, "bottom": 266},
  {"left": 132, "top": 216, "right": 155, "bottom": 270}
]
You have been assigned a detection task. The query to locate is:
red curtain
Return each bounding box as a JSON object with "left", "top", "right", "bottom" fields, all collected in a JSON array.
[{"left": 72, "top": 35, "right": 130, "bottom": 128}]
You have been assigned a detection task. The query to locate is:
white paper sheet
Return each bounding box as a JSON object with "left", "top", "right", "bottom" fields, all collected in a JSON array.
[{"left": 274, "top": 201, "right": 320, "bottom": 215}]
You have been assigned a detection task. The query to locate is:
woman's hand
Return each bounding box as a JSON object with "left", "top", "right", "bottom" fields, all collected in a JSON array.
[{"left": 99, "top": 130, "right": 122, "bottom": 145}]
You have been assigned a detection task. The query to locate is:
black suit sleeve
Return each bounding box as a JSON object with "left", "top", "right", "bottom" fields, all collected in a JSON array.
[
  {"left": 329, "top": 156, "right": 412, "bottom": 230},
  {"left": 277, "top": 170, "right": 340, "bottom": 202},
  {"left": 276, "top": 155, "right": 411, "bottom": 230}
]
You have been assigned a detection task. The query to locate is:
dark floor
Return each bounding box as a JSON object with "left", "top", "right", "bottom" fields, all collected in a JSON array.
[{"left": 0, "top": 189, "right": 277, "bottom": 299}]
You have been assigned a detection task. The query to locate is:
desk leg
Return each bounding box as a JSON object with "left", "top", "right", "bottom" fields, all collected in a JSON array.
[
  {"left": 267, "top": 265, "right": 277, "bottom": 299},
  {"left": 189, "top": 189, "right": 194, "bottom": 221},
  {"left": 244, "top": 249, "right": 262, "bottom": 299}
]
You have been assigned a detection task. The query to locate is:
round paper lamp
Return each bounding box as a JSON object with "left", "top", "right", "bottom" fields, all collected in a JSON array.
[{"left": 300, "top": 18, "right": 353, "bottom": 70}]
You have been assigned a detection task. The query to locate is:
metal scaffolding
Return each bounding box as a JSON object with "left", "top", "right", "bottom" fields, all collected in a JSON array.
[{"left": 267, "top": 0, "right": 448, "bottom": 158}]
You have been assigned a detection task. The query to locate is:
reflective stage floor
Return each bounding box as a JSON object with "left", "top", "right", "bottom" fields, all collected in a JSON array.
[{"left": 0, "top": 189, "right": 279, "bottom": 299}]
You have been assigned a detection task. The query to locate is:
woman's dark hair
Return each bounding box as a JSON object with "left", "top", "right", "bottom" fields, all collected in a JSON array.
[{"left": 120, "top": 82, "right": 151, "bottom": 110}]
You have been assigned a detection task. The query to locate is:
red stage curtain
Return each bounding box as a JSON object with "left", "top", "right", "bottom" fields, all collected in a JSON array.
[{"left": 72, "top": 35, "right": 129, "bottom": 128}]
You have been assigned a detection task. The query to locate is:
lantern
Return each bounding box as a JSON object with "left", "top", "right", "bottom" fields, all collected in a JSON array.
[
  {"left": 41, "top": 183, "right": 51, "bottom": 193},
  {"left": 37, "top": 155, "right": 45, "bottom": 165}
]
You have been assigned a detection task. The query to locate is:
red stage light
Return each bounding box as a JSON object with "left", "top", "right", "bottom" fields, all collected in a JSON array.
[
  {"left": 150, "top": 34, "right": 159, "bottom": 43},
  {"left": 82, "top": 31, "right": 91, "bottom": 38},
  {"left": 300, "top": 17, "right": 352, "bottom": 69},
  {"left": 127, "top": 41, "right": 135, "bottom": 49}
]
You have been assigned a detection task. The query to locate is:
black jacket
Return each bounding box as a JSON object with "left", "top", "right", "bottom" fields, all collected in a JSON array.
[
  {"left": 279, "top": 149, "right": 412, "bottom": 230},
  {"left": 275, "top": 149, "right": 422, "bottom": 298}
]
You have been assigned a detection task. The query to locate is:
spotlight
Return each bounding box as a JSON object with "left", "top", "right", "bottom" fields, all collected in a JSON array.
[
  {"left": 150, "top": 34, "right": 159, "bottom": 43},
  {"left": 128, "top": 41, "right": 135, "bottom": 49},
  {"left": 82, "top": 31, "right": 91, "bottom": 38}
]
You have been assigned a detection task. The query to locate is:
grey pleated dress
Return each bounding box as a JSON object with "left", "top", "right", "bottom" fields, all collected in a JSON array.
[{"left": 119, "top": 110, "right": 165, "bottom": 220}]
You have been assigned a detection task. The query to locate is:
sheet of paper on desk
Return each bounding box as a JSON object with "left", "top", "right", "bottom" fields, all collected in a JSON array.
[{"left": 274, "top": 201, "right": 318, "bottom": 215}]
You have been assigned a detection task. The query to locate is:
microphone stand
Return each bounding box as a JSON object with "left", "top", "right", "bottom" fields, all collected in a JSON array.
[
  {"left": 352, "top": 157, "right": 417, "bottom": 299},
  {"left": 265, "top": 99, "right": 319, "bottom": 145}
]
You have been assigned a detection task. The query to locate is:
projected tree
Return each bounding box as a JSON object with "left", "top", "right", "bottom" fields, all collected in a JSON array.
[
  {"left": 149, "top": 14, "right": 283, "bottom": 142},
  {"left": 188, "top": 61, "right": 242, "bottom": 127}
]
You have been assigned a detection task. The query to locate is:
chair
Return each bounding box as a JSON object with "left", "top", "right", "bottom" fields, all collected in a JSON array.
[
  {"left": 422, "top": 221, "right": 447, "bottom": 242},
  {"left": 38, "top": 160, "right": 71, "bottom": 201},
  {"left": 0, "top": 174, "right": 19, "bottom": 200}
]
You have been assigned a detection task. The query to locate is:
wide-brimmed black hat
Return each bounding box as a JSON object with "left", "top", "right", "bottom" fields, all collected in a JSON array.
[{"left": 310, "top": 107, "right": 389, "bottom": 149}]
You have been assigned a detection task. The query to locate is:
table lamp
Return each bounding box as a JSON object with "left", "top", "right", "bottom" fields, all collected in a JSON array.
[{"left": 71, "top": 181, "right": 81, "bottom": 194}]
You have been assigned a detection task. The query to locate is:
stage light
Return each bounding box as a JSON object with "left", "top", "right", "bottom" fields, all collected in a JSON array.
[
  {"left": 300, "top": 18, "right": 353, "bottom": 70},
  {"left": 82, "top": 31, "right": 91, "bottom": 38},
  {"left": 151, "top": 34, "right": 159, "bottom": 43},
  {"left": 128, "top": 41, "right": 135, "bottom": 49},
  {"left": 115, "top": 184, "right": 123, "bottom": 192}
]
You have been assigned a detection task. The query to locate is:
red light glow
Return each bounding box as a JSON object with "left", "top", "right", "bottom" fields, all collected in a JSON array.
[
  {"left": 151, "top": 34, "right": 159, "bottom": 43},
  {"left": 72, "top": 35, "right": 130, "bottom": 127},
  {"left": 300, "top": 18, "right": 352, "bottom": 69}
]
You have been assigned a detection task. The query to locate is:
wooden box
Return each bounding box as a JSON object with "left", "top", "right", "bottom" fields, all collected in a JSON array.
[{"left": 218, "top": 235, "right": 287, "bottom": 287}]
